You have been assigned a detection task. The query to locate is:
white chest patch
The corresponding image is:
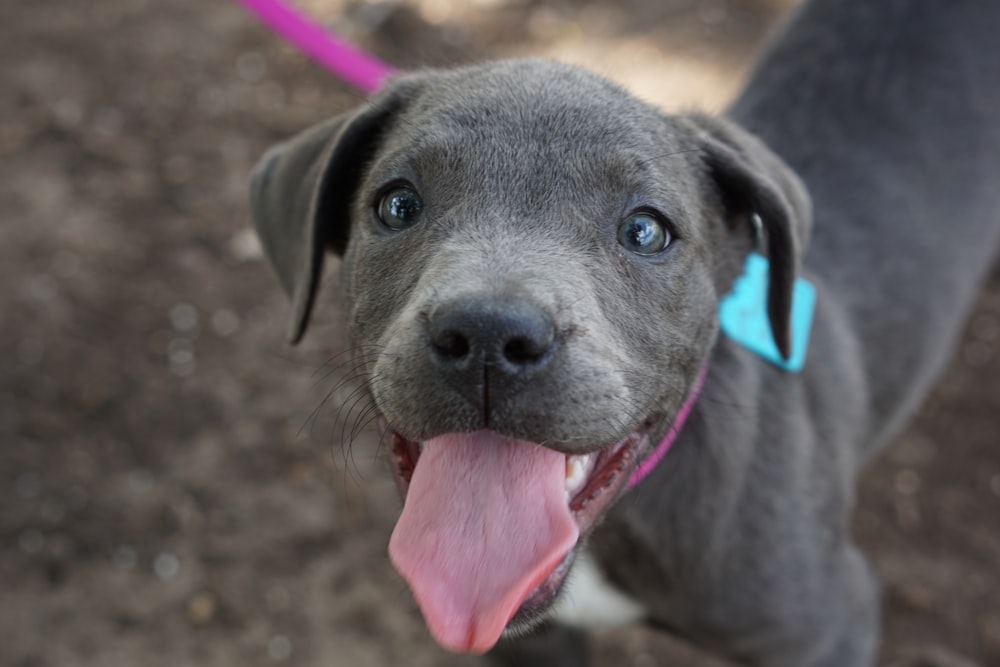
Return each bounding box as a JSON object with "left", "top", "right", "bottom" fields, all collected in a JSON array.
[{"left": 549, "top": 550, "right": 647, "bottom": 630}]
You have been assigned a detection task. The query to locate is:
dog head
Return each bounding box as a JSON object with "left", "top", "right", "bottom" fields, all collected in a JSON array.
[{"left": 250, "top": 59, "right": 810, "bottom": 654}]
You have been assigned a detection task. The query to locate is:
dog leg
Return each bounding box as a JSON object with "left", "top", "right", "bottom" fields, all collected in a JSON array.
[
  {"left": 736, "top": 545, "right": 881, "bottom": 667},
  {"left": 802, "top": 546, "right": 881, "bottom": 667}
]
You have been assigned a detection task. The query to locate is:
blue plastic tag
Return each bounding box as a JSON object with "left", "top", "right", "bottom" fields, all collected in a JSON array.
[{"left": 718, "top": 252, "right": 815, "bottom": 372}]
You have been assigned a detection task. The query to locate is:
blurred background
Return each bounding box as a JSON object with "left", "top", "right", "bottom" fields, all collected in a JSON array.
[{"left": 2, "top": 1, "right": 999, "bottom": 666}]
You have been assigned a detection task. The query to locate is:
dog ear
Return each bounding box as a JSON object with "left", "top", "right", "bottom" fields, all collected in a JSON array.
[
  {"left": 685, "top": 114, "right": 813, "bottom": 359},
  {"left": 249, "top": 83, "right": 414, "bottom": 343}
]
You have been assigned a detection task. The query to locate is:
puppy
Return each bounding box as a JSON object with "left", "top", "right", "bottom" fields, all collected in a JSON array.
[{"left": 248, "top": 0, "right": 1000, "bottom": 665}]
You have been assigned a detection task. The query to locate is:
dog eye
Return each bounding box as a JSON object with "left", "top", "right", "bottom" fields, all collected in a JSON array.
[
  {"left": 377, "top": 186, "right": 423, "bottom": 230},
  {"left": 617, "top": 212, "right": 670, "bottom": 255}
]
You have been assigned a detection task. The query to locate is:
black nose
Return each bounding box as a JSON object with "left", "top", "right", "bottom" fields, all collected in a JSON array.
[{"left": 428, "top": 296, "right": 556, "bottom": 377}]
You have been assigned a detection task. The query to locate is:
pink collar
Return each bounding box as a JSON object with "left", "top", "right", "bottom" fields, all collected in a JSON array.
[{"left": 627, "top": 367, "right": 707, "bottom": 489}]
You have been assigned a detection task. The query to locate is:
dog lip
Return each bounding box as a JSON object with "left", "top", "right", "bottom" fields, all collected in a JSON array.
[
  {"left": 504, "top": 546, "right": 578, "bottom": 631},
  {"left": 387, "top": 428, "right": 420, "bottom": 498}
]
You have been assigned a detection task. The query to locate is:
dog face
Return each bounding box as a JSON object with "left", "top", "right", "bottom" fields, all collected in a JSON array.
[
  {"left": 250, "top": 59, "right": 810, "bottom": 654},
  {"left": 347, "top": 69, "right": 720, "bottom": 449}
]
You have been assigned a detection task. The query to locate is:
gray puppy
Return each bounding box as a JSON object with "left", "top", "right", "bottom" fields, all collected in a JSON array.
[{"left": 248, "top": 0, "right": 1000, "bottom": 665}]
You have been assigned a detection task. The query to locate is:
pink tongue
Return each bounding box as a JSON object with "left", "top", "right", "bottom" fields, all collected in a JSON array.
[{"left": 388, "top": 431, "right": 578, "bottom": 654}]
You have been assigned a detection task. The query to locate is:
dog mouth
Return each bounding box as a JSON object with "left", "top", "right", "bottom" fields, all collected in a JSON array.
[
  {"left": 384, "top": 416, "right": 658, "bottom": 654},
  {"left": 388, "top": 424, "right": 652, "bottom": 533}
]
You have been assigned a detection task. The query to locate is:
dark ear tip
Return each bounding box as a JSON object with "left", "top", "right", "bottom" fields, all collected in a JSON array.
[
  {"left": 775, "top": 328, "right": 792, "bottom": 360},
  {"left": 286, "top": 294, "right": 312, "bottom": 345}
]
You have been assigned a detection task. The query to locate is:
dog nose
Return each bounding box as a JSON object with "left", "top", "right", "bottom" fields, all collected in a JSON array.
[{"left": 428, "top": 297, "right": 556, "bottom": 375}]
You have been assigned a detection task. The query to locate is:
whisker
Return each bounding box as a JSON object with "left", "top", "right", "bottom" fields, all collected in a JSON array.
[
  {"left": 338, "top": 385, "right": 379, "bottom": 479},
  {"left": 311, "top": 345, "right": 384, "bottom": 378},
  {"left": 350, "top": 401, "right": 384, "bottom": 448},
  {"left": 636, "top": 147, "right": 701, "bottom": 167}
]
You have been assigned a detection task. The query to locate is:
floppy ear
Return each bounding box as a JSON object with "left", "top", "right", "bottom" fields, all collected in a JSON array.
[
  {"left": 249, "top": 84, "right": 414, "bottom": 343},
  {"left": 685, "top": 114, "right": 812, "bottom": 359}
]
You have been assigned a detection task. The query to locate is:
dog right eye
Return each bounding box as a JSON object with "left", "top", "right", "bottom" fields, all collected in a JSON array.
[
  {"left": 377, "top": 186, "right": 424, "bottom": 230},
  {"left": 617, "top": 212, "right": 671, "bottom": 255}
]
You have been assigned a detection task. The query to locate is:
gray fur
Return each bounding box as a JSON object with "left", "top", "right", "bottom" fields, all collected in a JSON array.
[{"left": 247, "top": 0, "right": 1000, "bottom": 665}]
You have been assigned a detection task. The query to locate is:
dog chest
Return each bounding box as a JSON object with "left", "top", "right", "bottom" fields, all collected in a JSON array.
[{"left": 549, "top": 550, "right": 647, "bottom": 630}]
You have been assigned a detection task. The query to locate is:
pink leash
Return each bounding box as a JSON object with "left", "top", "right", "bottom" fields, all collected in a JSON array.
[
  {"left": 236, "top": 0, "right": 395, "bottom": 93},
  {"left": 627, "top": 367, "right": 707, "bottom": 489}
]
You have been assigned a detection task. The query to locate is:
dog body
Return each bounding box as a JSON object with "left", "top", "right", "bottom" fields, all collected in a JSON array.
[
  {"left": 249, "top": 1, "right": 1000, "bottom": 665},
  {"left": 586, "top": 2, "right": 1000, "bottom": 664}
]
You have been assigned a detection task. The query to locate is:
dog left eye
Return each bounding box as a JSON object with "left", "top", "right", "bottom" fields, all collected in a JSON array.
[
  {"left": 617, "top": 212, "right": 671, "bottom": 255},
  {"left": 377, "top": 186, "right": 424, "bottom": 230}
]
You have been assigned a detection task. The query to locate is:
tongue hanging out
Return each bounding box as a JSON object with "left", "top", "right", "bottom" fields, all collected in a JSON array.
[{"left": 388, "top": 432, "right": 579, "bottom": 654}]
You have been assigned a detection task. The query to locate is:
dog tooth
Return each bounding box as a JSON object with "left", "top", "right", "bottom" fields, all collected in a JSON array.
[{"left": 565, "top": 454, "right": 591, "bottom": 497}]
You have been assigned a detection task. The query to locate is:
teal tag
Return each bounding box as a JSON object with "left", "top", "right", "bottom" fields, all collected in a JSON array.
[{"left": 718, "top": 252, "right": 815, "bottom": 372}]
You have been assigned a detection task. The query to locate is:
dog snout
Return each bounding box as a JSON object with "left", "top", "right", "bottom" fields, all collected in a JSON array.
[{"left": 428, "top": 296, "right": 557, "bottom": 381}]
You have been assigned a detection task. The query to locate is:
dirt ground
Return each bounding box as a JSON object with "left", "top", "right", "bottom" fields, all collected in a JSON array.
[{"left": 2, "top": 1, "right": 999, "bottom": 666}]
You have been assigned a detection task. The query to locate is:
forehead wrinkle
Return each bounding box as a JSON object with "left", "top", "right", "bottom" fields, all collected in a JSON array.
[
  {"left": 598, "top": 148, "right": 693, "bottom": 209},
  {"left": 371, "top": 97, "right": 698, "bottom": 223},
  {"left": 364, "top": 131, "right": 465, "bottom": 193}
]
